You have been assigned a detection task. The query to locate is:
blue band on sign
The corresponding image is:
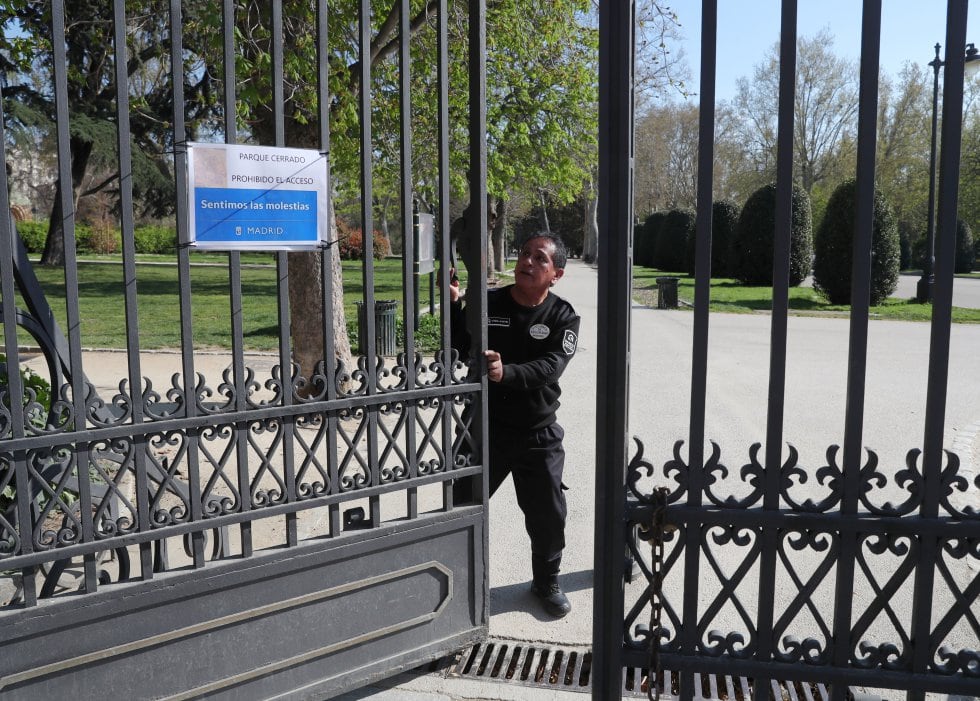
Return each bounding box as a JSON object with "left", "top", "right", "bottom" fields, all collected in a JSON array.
[{"left": 194, "top": 187, "right": 318, "bottom": 244}]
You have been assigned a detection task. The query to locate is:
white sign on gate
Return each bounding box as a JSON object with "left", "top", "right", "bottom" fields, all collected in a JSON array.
[{"left": 186, "top": 143, "right": 329, "bottom": 250}]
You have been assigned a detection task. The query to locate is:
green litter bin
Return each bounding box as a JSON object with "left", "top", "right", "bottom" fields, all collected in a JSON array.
[
  {"left": 355, "top": 300, "right": 398, "bottom": 355},
  {"left": 656, "top": 277, "right": 679, "bottom": 309}
]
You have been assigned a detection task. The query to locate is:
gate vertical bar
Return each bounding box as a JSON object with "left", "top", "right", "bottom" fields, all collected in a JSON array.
[
  {"left": 831, "top": 4, "right": 881, "bottom": 700},
  {"left": 594, "top": 0, "right": 635, "bottom": 697},
  {"left": 398, "top": 0, "right": 420, "bottom": 518},
  {"left": 113, "top": 0, "right": 154, "bottom": 581},
  {"left": 0, "top": 77, "right": 35, "bottom": 606},
  {"left": 51, "top": 0, "right": 98, "bottom": 592},
  {"left": 755, "top": 3, "right": 796, "bottom": 698},
  {"left": 314, "top": 0, "right": 342, "bottom": 537},
  {"left": 271, "top": 0, "right": 299, "bottom": 547},
  {"left": 223, "top": 0, "right": 254, "bottom": 559},
  {"left": 467, "top": 0, "right": 490, "bottom": 563},
  {"left": 358, "top": 0, "right": 383, "bottom": 528},
  {"left": 910, "top": 3, "right": 969, "bottom": 699},
  {"left": 437, "top": 0, "right": 455, "bottom": 501},
  {"left": 679, "top": 3, "right": 717, "bottom": 699},
  {"left": 170, "top": 0, "right": 207, "bottom": 568}
]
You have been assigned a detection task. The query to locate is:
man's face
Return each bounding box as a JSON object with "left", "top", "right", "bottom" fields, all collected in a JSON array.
[{"left": 514, "top": 237, "right": 564, "bottom": 293}]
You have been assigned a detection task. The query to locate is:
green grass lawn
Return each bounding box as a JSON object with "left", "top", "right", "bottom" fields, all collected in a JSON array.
[
  {"left": 11, "top": 257, "right": 976, "bottom": 352},
  {"left": 633, "top": 267, "right": 980, "bottom": 323},
  {"left": 13, "top": 257, "right": 449, "bottom": 351}
]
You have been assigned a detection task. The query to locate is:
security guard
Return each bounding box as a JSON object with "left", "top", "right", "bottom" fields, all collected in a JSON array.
[{"left": 450, "top": 232, "right": 580, "bottom": 618}]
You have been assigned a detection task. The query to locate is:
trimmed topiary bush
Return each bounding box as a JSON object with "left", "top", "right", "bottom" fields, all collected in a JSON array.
[
  {"left": 955, "top": 219, "right": 975, "bottom": 274},
  {"left": 654, "top": 208, "right": 694, "bottom": 273},
  {"left": 812, "top": 179, "right": 899, "bottom": 306},
  {"left": 635, "top": 211, "right": 666, "bottom": 268},
  {"left": 712, "top": 200, "right": 740, "bottom": 278},
  {"left": 732, "top": 183, "right": 812, "bottom": 286}
]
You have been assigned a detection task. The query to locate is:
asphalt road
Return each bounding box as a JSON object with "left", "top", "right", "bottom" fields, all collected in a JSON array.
[{"left": 890, "top": 271, "right": 980, "bottom": 308}]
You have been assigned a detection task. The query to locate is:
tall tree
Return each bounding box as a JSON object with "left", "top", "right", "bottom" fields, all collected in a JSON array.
[
  {"left": 633, "top": 101, "right": 699, "bottom": 214},
  {"left": 0, "top": 0, "right": 216, "bottom": 265},
  {"left": 875, "top": 63, "right": 931, "bottom": 259},
  {"left": 732, "top": 28, "right": 859, "bottom": 195}
]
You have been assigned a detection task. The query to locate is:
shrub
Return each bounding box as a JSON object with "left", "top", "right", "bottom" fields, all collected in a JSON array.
[
  {"left": 635, "top": 211, "right": 666, "bottom": 268},
  {"left": 75, "top": 223, "right": 96, "bottom": 253},
  {"left": 336, "top": 219, "right": 390, "bottom": 260},
  {"left": 0, "top": 354, "right": 54, "bottom": 433},
  {"left": 712, "top": 200, "right": 740, "bottom": 278},
  {"left": 954, "top": 219, "right": 975, "bottom": 274},
  {"left": 15, "top": 220, "right": 47, "bottom": 252},
  {"left": 84, "top": 222, "right": 121, "bottom": 254},
  {"left": 134, "top": 224, "right": 178, "bottom": 254},
  {"left": 654, "top": 208, "right": 694, "bottom": 273},
  {"left": 732, "top": 182, "right": 812, "bottom": 286},
  {"left": 682, "top": 201, "right": 742, "bottom": 277},
  {"left": 812, "top": 179, "right": 899, "bottom": 306}
]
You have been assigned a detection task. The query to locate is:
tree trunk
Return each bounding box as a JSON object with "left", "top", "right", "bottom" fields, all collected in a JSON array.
[
  {"left": 584, "top": 180, "right": 599, "bottom": 264},
  {"left": 492, "top": 196, "right": 507, "bottom": 273},
  {"left": 538, "top": 189, "right": 551, "bottom": 232},
  {"left": 376, "top": 195, "right": 393, "bottom": 255},
  {"left": 288, "top": 211, "right": 353, "bottom": 396},
  {"left": 42, "top": 137, "right": 92, "bottom": 266}
]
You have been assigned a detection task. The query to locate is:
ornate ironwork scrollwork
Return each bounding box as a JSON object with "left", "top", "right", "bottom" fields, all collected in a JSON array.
[
  {"left": 29, "top": 444, "right": 82, "bottom": 550},
  {"left": 198, "top": 424, "right": 241, "bottom": 516},
  {"left": 707, "top": 442, "right": 763, "bottom": 508},
  {"left": 378, "top": 401, "right": 410, "bottom": 482},
  {"left": 248, "top": 418, "right": 287, "bottom": 506},
  {"left": 146, "top": 431, "right": 191, "bottom": 527},
  {"left": 773, "top": 529, "right": 835, "bottom": 664},
  {"left": 295, "top": 413, "right": 330, "bottom": 498},
  {"left": 780, "top": 445, "right": 841, "bottom": 513},
  {"left": 87, "top": 378, "right": 133, "bottom": 427},
  {"left": 338, "top": 407, "right": 370, "bottom": 490}
]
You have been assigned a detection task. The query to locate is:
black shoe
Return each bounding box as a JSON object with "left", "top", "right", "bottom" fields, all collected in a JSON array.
[{"left": 531, "top": 581, "right": 571, "bottom": 618}]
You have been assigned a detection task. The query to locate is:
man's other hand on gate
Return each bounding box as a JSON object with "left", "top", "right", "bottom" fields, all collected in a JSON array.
[
  {"left": 437, "top": 267, "right": 462, "bottom": 303},
  {"left": 484, "top": 350, "right": 503, "bottom": 382}
]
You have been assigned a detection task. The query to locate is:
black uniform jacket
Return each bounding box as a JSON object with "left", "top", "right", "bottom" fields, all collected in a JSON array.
[{"left": 452, "top": 285, "right": 580, "bottom": 431}]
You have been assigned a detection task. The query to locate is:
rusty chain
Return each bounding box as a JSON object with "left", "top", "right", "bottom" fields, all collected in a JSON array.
[{"left": 646, "top": 487, "right": 669, "bottom": 701}]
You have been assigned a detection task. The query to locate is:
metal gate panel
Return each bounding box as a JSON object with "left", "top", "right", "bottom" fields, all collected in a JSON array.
[
  {"left": 596, "top": 1, "right": 980, "bottom": 700},
  {"left": 0, "top": 0, "right": 490, "bottom": 697},
  {"left": 0, "top": 512, "right": 483, "bottom": 700}
]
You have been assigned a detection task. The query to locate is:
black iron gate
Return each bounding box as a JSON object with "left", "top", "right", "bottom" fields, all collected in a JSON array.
[
  {"left": 0, "top": 1, "right": 490, "bottom": 698},
  {"left": 596, "top": 1, "right": 979, "bottom": 700}
]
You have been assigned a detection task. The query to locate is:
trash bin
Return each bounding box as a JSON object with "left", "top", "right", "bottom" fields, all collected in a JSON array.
[
  {"left": 656, "top": 277, "right": 679, "bottom": 309},
  {"left": 355, "top": 300, "right": 398, "bottom": 355}
]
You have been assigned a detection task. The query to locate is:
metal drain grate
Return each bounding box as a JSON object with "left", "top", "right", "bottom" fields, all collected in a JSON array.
[
  {"left": 427, "top": 637, "right": 873, "bottom": 700},
  {"left": 440, "top": 638, "right": 592, "bottom": 693},
  {"left": 620, "top": 667, "right": 851, "bottom": 700}
]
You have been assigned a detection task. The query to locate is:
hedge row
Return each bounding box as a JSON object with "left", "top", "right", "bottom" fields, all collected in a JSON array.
[{"left": 15, "top": 221, "right": 178, "bottom": 255}]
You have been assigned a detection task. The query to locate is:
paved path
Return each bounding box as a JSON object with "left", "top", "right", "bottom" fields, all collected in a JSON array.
[{"left": 890, "top": 271, "right": 980, "bottom": 308}]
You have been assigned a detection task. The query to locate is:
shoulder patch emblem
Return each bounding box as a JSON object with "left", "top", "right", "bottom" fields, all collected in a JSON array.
[
  {"left": 562, "top": 330, "right": 578, "bottom": 355},
  {"left": 529, "top": 323, "right": 550, "bottom": 340}
]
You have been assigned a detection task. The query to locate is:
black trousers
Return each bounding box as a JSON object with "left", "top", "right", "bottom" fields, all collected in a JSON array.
[{"left": 487, "top": 422, "right": 568, "bottom": 583}]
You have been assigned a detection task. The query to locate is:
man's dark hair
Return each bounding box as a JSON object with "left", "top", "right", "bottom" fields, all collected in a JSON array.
[{"left": 520, "top": 231, "right": 569, "bottom": 270}]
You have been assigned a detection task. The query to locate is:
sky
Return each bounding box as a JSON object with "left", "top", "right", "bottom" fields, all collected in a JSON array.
[{"left": 670, "top": 1, "right": 980, "bottom": 104}]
